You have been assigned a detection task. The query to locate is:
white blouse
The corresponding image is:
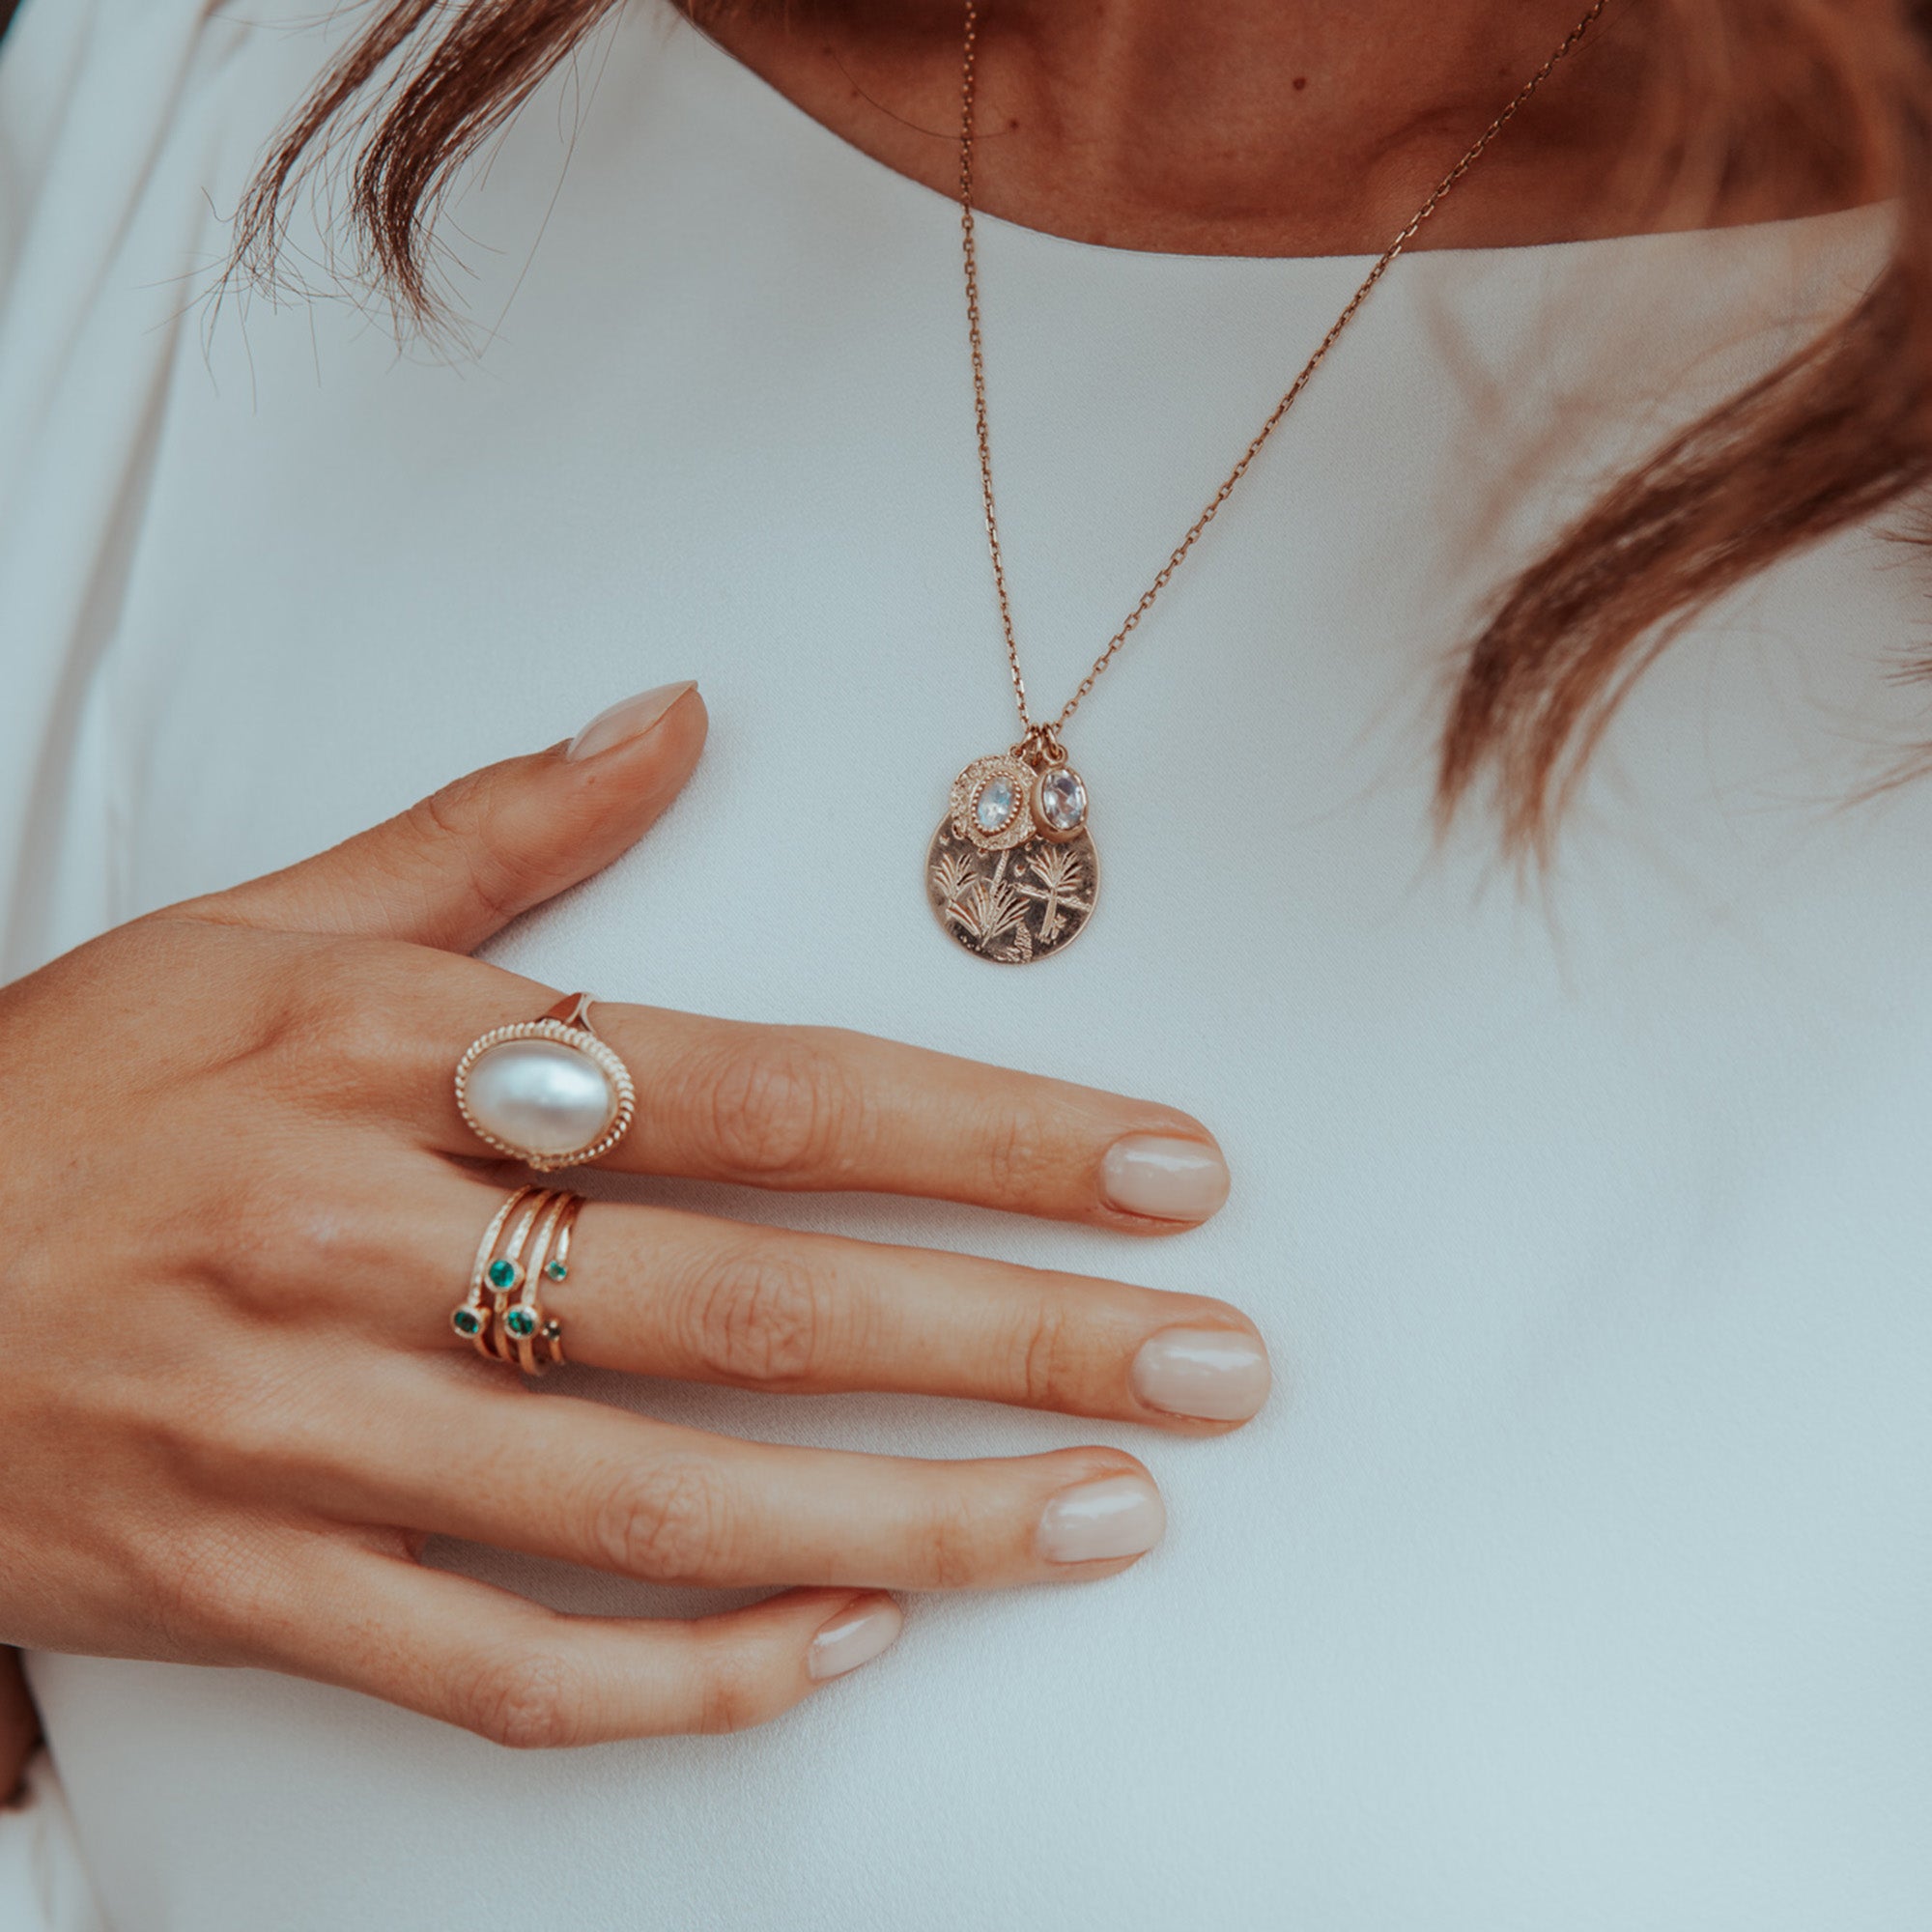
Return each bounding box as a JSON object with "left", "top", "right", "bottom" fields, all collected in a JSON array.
[{"left": 4, "top": 1, "right": 1930, "bottom": 1926}]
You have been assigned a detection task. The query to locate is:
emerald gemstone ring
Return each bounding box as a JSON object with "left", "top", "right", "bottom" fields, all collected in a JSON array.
[{"left": 453, "top": 1182, "right": 582, "bottom": 1375}]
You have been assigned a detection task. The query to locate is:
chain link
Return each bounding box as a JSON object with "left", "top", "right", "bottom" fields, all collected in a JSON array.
[{"left": 959, "top": 0, "right": 1609, "bottom": 740}]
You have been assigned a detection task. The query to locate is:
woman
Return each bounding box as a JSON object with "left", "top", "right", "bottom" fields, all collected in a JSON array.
[{"left": 2, "top": 0, "right": 1929, "bottom": 1923}]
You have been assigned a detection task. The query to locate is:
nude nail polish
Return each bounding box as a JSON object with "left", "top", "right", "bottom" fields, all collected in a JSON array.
[
  {"left": 564, "top": 680, "right": 697, "bottom": 760},
  {"left": 807, "top": 1599, "right": 904, "bottom": 1682},
  {"left": 1037, "top": 1474, "right": 1167, "bottom": 1565},
  {"left": 1099, "top": 1135, "right": 1231, "bottom": 1221},
  {"left": 1130, "top": 1326, "right": 1271, "bottom": 1422}
]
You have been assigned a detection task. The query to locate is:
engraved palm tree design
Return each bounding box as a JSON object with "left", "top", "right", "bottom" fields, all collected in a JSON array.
[
  {"left": 944, "top": 850, "right": 1031, "bottom": 949},
  {"left": 932, "top": 849, "right": 976, "bottom": 911},
  {"left": 927, "top": 816, "right": 1095, "bottom": 963},
  {"left": 1013, "top": 845, "right": 1091, "bottom": 944}
]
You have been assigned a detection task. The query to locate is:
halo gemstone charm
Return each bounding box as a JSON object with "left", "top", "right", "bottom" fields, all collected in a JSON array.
[{"left": 949, "top": 753, "right": 1038, "bottom": 854}]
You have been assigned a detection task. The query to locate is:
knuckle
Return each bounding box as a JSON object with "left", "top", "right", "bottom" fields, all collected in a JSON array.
[
  {"left": 913, "top": 1490, "right": 985, "bottom": 1590},
  {"left": 1013, "top": 1300, "right": 1078, "bottom": 1411},
  {"left": 244, "top": 942, "right": 366, "bottom": 1063},
  {"left": 685, "top": 1032, "right": 860, "bottom": 1182},
  {"left": 214, "top": 1174, "right": 370, "bottom": 1317},
  {"left": 980, "top": 1099, "right": 1058, "bottom": 1205},
  {"left": 302, "top": 976, "right": 422, "bottom": 1091},
  {"left": 181, "top": 1377, "right": 286, "bottom": 1471},
  {"left": 143, "top": 1527, "right": 274, "bottom": 1658},
  {"left": 404, "top": 785, "right": 524, "bottom": 929},
  {"left": 587, "top": 1457, "right": 730, "bottom": 1581},
  {"left": 191, "top": 1369, "right": 377, "bottom": 1496},
  {"left": 460, "top": 1648, "right": 580, "bottom": 1750},
  {"left": 230, "top": 941, "right": 410, "bottom": 1108},
  {"left": 693, "top": 1643, "right": 773, "bottom": 1736},
  {"left": 684, "top": 1245, "right": 828, "bottom": 1388}
]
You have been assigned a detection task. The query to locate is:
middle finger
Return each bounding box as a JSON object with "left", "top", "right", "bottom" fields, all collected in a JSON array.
[{"left": 377, "top": 959, "right": 1233, "bottom": 1231}]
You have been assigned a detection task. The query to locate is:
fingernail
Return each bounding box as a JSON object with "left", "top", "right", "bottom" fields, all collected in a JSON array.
[
  {"left": 1130, "top": 1326, "right": 1271, "bottom": 1422},
  {"left": 807, "top": 1598, "right": 904, "bottom": 1682},
  {"left": 1037, "top": 1474, "right": 1166, "bottom": 1565},
  {"left": 564, "top": 680, "right": 697, "bottom": 761},
  {"left": 1099, "top": 1135, "right": 1230, "bottom": 1221}
]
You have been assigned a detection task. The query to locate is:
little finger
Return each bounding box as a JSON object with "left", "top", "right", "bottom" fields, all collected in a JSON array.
[{"left": 269, "top": 1548, "right": 902, "bottom": 1746}]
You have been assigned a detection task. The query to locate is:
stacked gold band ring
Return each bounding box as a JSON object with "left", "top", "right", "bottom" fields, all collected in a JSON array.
[{"left": 452, "top": 1184, "right": 581, "bottom": 1374}]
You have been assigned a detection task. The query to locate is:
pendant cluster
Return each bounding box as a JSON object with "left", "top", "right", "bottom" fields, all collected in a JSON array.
[{"left": 926, "top": 748, "right": 1097, "bottom": 964}]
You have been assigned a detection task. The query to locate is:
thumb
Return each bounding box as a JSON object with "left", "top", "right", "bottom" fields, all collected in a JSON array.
[{"left": 202, "top": 680, "right": 706, "bottom": 952}]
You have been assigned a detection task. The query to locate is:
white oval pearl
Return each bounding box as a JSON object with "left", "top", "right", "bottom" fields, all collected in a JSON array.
[{"left": 466, "top": 1039, "right": 617, "bottom": 1158}]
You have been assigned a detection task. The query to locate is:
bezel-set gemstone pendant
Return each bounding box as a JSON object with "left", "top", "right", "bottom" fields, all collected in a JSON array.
[
  {"left": 1031, "top": 764, "right": 1088, "bottom": 842},
  {"left": 927, "top": 747, "right": 1098, "bottom": 964}
]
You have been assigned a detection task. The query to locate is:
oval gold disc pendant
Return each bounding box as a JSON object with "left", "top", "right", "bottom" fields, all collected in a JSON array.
[{"left": 926, "top": 752, "right": 1098, "bottom": 963}]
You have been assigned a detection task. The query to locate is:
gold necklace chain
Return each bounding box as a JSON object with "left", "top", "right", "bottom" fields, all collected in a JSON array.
[{"left": 958, "top": 0, "right": 1609, "bottom": 759}]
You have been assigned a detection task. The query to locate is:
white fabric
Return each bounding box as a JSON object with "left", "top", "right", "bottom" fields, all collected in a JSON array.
[
  {"left": 0, "top": 1757, "right": 108, "bottom": 1932},
  {"left": 5, "top": 1, "right": 1932, "bottom": 1925}
]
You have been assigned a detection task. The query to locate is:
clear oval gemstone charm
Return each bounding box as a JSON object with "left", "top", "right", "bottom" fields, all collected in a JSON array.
[{"left": 1032, "top": 765, "right": 1087, "bottom": 840}]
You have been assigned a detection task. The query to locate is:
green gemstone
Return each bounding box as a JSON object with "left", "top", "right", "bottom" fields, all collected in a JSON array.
[
  {"left": 505, "top": 1307, "right": 537, "bottom": 1338},
  {"left": 545, "top": 1261, "right": 568, "bottom": 1282},
  {"left": 487, "top": 1259, "right": 521, "bottom": 1291},
  {"left": 451, "top": 1309, "right": 480, "bottom": 1336}
]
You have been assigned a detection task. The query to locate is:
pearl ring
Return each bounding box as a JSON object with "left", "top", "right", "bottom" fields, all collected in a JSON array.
[{"left": 453, "top": 991, "right": 637, "bottom": 1172}]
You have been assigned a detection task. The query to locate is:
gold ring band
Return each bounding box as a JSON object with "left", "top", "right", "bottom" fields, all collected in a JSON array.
[{"left": 452, "top": 1184, "right": 580, "bottom": 1373}]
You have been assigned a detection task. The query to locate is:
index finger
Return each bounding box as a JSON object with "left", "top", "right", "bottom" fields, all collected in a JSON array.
[
  {"left": 589, "top": 1006, "right": 1232, "bottom": 1230},
  {"left": 381, "top": 964, "right": 1231, "bottom": 1231}
]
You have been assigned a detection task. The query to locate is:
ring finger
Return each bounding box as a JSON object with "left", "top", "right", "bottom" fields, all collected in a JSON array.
[{"left": 408, "top": 1175, "right": 1272, "bottom": 1430}]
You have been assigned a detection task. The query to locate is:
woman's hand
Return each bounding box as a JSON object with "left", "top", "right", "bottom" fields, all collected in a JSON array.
[{"left": 0, "top": 681, "right": 1266, "bottom": 1747}]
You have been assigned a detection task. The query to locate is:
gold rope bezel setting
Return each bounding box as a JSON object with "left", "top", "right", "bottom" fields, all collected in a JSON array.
[{"left": 452, "top": 1015, "right": 637, "bottom": 1172}]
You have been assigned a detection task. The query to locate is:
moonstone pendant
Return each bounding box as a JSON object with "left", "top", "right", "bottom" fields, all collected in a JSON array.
[{"left": 927, "top": 751, "right": 1098, "bottom": 963}]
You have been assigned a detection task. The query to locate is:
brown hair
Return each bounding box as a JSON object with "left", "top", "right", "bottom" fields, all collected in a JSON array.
[{"left": 232, "top": 1, "right": 1932, "bottom": 851}]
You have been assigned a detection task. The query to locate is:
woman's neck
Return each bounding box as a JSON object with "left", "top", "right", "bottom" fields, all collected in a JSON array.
[{"left": 694, "top": 0, "right": 1869, "bottom": 256}]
